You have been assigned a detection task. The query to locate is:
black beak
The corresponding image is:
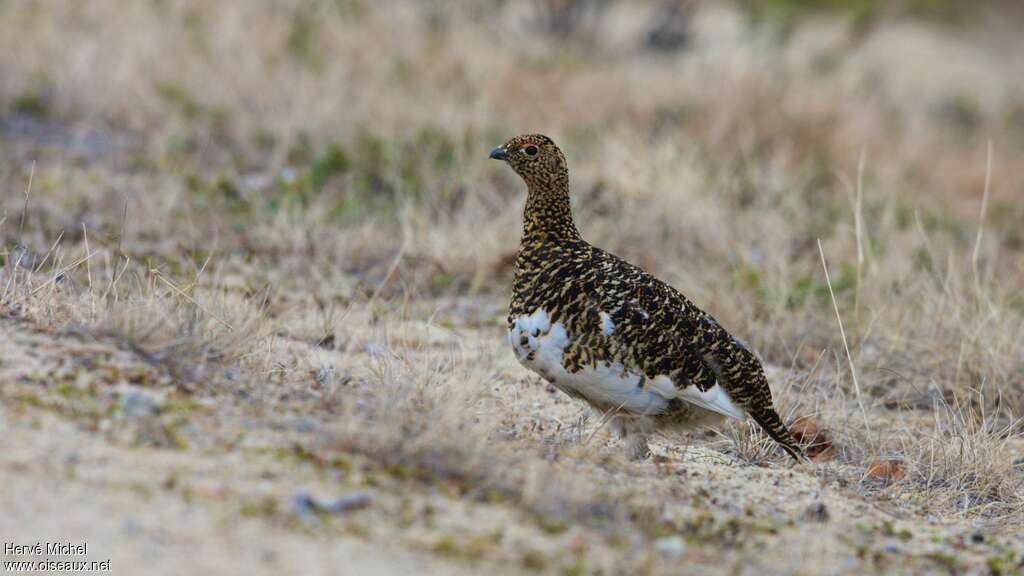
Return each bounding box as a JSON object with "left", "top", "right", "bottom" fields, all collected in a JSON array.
[{"left": 489, "top": 146, "right": 507, "bottom": 161}]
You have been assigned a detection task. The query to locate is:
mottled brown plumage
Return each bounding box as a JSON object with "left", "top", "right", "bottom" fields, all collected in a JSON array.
[{"left": 491, "top": 134, "right": 805, "bottom": 462}]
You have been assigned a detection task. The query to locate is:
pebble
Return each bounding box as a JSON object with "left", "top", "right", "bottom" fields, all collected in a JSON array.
[
  {"left": 291, "top": 491, "right": 371, "bottom": 521},
  {"left": 120, "top": 518, "right": 143, "bottom": 537},
  {"left": 315, "top": 365, "right": 335, "bottom": 386},
  {"left": 10, "top": 245, "right": 40, "bottom": 270},
  {"left": 654, "top": 536, "right": 686, "bottom": 559},
  {"left": 118, "top": 389, "right": 163, "bottom": 418},
  {"left": 802, "top": 501, "right": 830, "bottom": 523},
  {"left": 364, "top": 341, "right": 388, "bottom": 357},
  {"left": 290, "top": 417, "right": 318, "bottom": 433}
]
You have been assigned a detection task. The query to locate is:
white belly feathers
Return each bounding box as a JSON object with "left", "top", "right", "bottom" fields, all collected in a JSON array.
[{"left": 509, "top": 308, "right": 746, "bottom": 419}]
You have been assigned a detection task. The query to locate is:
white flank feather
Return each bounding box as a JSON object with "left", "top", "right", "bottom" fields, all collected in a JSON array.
[
  {"left": 510, "top": 308, "right": 748, "bottom": 420},
  {"left": 678, "top": 383, "right": 746, "bottom": 419}
]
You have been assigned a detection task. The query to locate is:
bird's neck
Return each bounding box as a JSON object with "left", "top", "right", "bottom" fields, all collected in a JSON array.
[{"left": 522, "top": 179, "right": 581, "bottom": 244}]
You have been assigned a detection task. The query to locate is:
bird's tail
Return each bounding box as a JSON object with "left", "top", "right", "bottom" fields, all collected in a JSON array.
[
  {"left": 696, "top": 325, "right": 807, "bottom": 462},
  {"left": 747, "top": 405, "right": 806, "bottom": 462},
  {"left": 714, "top": 345, "right": 807, "bottom": 462}
]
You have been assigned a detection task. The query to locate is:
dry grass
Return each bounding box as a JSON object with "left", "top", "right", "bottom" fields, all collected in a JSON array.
[{"left": 1, "top": 1, "right": 1022, "bottom": 574}]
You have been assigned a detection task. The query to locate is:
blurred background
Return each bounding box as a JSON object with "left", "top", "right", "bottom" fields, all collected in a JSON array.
[
  {"left": 2, "top": 0, "right": 1022, "bottom": 383},
  {"left": 1, "top": 1, "right": 1023, "bottom": 574}
]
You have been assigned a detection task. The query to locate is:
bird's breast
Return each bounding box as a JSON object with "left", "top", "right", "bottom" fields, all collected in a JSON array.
[{"left": 508, "top": 308, "right": 672, "bottom": 415}]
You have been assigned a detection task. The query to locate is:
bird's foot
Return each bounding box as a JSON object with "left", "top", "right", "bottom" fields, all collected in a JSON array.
[
  {"left": 625, "top": 434, "right": 651, "bottom": 461},
  {"left": 609, "top": 416, "right": 652, "bottom": 461}
]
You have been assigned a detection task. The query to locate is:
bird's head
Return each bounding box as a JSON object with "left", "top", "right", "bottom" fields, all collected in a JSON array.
[{"left": 489, "top": 134, "right": 568, "bottom": 189}]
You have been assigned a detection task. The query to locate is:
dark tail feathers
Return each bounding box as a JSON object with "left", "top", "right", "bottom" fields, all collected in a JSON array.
[{"left": 749, "top": 408, "right": 807, "bottom": 463}]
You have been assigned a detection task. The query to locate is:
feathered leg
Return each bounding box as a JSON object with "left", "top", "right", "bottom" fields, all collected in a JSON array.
[{"left": 611, "top": 416, "right": 651, "bottom": 461}]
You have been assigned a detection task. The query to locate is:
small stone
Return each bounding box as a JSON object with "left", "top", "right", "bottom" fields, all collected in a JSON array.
[
  {"left": 118, "top": 389, "right": 163, "bottom": 419},
  {"left": 654, "top": 536, "right": 686, "bottom": 559},
  {"left": 242, "top": 173, "right": 273, "bottom": 192},
  {"left": 120, "top": 518, "right": 142, "bottom": 536},
  {"left": 291, "top": 417, "right": 318, "bottom": 433},
  {"left": 802, "top": 501, "right": 830, "bottom": 523},
  {"left": 10, "top": 245, "right": 40, "bottom": 270},
  {"left": 364, "top": 341, "right": 388, "bottom": 357},
  {"left": 315, "top": 365, "right": 335, "bottom": 386},
  {"left": 291, "top": 491, "right": 371, "bottom": 521},
  {"left": 882, "top": 543, "right": 900, "bottom": 554}
]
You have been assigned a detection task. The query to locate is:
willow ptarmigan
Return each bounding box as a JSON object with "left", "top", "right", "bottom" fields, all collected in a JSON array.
[{"left": 490, "top": 134, "right": 804, "bottom": 462}]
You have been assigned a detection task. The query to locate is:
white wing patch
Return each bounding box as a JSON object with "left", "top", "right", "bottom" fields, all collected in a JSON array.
[
  {"left": 599, "top": 312, "right": 615, "bottom": 336},
  {"left": 678, "top": 383, "right": 746, "bottom": 419}
]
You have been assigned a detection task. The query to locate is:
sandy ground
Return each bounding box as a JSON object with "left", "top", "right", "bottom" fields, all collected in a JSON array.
[
  {"left": 0, "top": 316, "right": 491, "bottom": 576},
  {"left": 1, "top": 313, "right": 1020, "bottom": 575}
]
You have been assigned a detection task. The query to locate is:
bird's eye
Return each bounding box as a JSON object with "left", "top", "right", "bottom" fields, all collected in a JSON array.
[{"left": 523, "top": 145, "right": 539, "bottom": 157}]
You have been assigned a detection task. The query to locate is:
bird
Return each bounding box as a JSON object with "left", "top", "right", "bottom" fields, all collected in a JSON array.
[{"left": 490, "top": 134, "right": 805, "bottom": 462}]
